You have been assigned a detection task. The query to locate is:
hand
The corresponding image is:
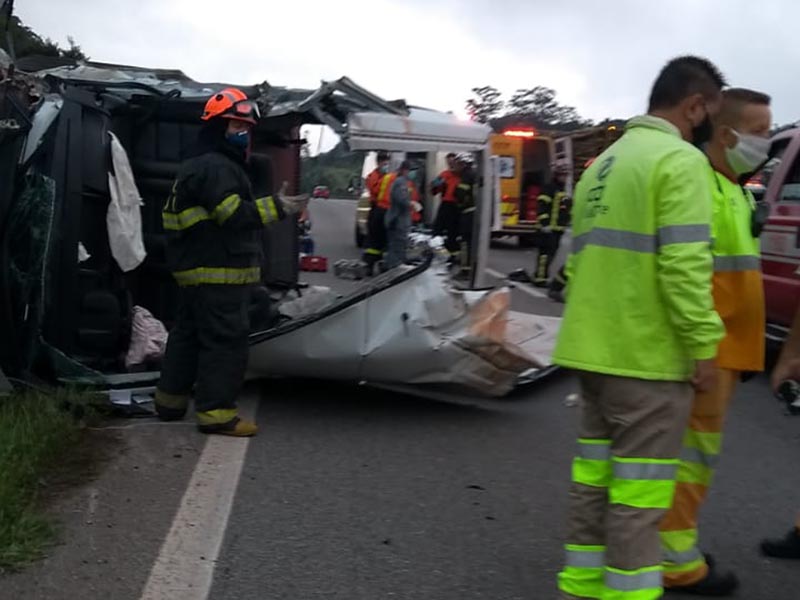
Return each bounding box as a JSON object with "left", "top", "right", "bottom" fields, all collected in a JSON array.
[
  {"left": 276, "top": 181, "right": 309, "bottom": 216},
  {"left": 771, "top": 357, "right": 800, "bottom": 393},
  {"left": 281, "top": 194, "right": 309, "bottom": 216},
  {"left": 412, "top": 201, "right": 422, "bottom": 213},
  {"left": 691, "top": 359, "right": 717, "bottom": 393}
]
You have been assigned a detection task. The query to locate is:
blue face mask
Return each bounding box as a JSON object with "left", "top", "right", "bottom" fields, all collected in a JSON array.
[
  {"left": 379, "top": 163, "right": 389, "bottom": 174},
  {"left": 226, "top": 130, "right": 250, "bottom": 149}
]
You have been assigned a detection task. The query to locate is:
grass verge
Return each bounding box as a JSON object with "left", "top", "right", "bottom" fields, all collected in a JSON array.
[{"left": 0, "top": 388, "right": 93, "bottom": 572}]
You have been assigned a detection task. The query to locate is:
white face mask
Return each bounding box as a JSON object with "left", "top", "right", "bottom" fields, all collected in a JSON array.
[{"left": 725, "top": 129, "right": 770, "bottom": 175}]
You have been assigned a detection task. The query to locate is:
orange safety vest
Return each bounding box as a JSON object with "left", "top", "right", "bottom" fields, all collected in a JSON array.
[{"left": 377, "top": 173, "right": 397, "bottom": 209}]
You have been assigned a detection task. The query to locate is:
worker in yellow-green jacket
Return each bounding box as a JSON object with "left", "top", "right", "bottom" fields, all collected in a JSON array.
[
  {"left": 659, "top": 87, "right": 772, "bottom": 597},
  {"left": 554, "top": 56, "right": 727, "bottom": 600}
]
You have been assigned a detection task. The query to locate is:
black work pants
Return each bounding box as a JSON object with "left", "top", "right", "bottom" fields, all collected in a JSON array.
[
  {"left": 459, "top": 209, "right": 474, "bottom": 269},
  {"left": 158, "top": 285, "right": 251, "bottom": 414},
  {"left": 434, "top": 201, "right": 460, "bottom": 254},
  {"left": 363, "top": 205, "right": 387, "bottom": 267},
  {"left": 534, "top": 231, "right": 562, "bottom": 284}
]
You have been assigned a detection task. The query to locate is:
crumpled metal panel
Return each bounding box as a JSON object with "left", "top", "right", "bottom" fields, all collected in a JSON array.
[{"left": 246, "top": 264, "right": 559, "bottom": 398}]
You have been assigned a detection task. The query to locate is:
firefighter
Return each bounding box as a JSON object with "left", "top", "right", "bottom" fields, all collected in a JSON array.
[
  {"left": 554, "top": 56, "right": 726, "bottom": 600},
  {"left": 431, "top": 152, "right": 462, "bottom": 260},
  {"left": 383, "top": 160, "right": 413, "bottom": 270},
  {"left": 455, "top": 157, "right": 476, "bottom": 279},
  {"left": 363, "top": 151, "right": 391, "bottom": 274},
  {"left": 549, "top": 158, "right": 596, "bottom": 302},
  {"left": 658, "top": 88, "right": 772, "bottom": 596},
  {"left": 532, "top": 164, "right": 570, "bottom": 287},
  {"left": 763, "top": 305, "right": 800, "bottom": 559},
  {"left": 154, "top": 88, "right": 308, "bottom": 437}
]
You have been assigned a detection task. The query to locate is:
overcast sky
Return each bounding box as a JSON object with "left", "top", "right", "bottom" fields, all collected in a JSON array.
[{"left": 15, "top": 0, "right": 797, "bottom": 135}]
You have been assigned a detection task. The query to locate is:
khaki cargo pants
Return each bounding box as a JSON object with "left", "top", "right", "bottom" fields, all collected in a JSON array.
[{"left": 558, "top": 372, "right": 693, "bottom": 600}]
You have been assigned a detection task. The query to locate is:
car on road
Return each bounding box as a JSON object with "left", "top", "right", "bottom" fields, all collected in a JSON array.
[
  {"left": 312, "top": 185, "right": 330, "bottom": 199},
  {"left": 758, "top": 126, "right": 800, "bottom": 342}
]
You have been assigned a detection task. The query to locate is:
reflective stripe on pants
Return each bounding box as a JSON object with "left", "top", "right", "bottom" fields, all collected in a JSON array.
[
  {"left": 559, "top": 372, "right": 692, "bottom": 600},
  {"left": 659, "top": 368, "right": 737, "bottom": 587}
]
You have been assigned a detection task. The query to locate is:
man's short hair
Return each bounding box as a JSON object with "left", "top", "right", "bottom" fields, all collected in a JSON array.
[
  {"left": 648, "top": 56, "right": 727, "bottom": 112},
  {"left": 446, "top": 152, "right": 457, "bottom": 159},
  {"left": 399, "top": 160, "right": 411, "bottom": 171},
  {"left": 377, "top": 151, "right": 390, "bottom": 162},
  {"left": 715, "top": 88, "right": 772, "bottom": 127}
]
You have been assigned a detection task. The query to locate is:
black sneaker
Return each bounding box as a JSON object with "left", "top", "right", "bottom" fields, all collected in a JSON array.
[
  {"left": 666, "top": 562, "right": 739, "bottom": 596},
  {"left": 761, "top": 528, "right": 800, "bottom": 559}
]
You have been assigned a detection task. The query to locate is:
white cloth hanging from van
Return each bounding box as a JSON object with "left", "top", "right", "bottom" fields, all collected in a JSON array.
[{"left": 107, "top": 132, "right": 146, "bottom": 272}]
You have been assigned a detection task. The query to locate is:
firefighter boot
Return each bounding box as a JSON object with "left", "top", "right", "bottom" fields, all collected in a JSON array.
[
  {"left": 761, "top": 528, "right": 800, "bottom": 559},
  {"left": 154, "top": 390, "right": 189, "bottom": 422},
  {"left": 196, "top": 410, "right": 258, "bottom": 437}
]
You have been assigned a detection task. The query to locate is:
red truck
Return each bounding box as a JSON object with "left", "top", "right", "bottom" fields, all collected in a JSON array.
[{"left": 758, "top": 126, "right": 800, "bottom": 342}]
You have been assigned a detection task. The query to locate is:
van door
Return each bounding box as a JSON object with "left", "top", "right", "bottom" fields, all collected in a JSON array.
[{"left": 761, "top": 133, "right": 800, "bottom": 328}]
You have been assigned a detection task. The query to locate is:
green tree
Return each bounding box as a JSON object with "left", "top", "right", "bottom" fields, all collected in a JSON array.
[
  {"left": 506, "top": 86, "right": 592, "bottom": 128},
  {"left": 0, "top": 7, "right": 87, "bottom": 60},
  {"left": 465, "top": 86, "right": 504, "bottom": 123}
]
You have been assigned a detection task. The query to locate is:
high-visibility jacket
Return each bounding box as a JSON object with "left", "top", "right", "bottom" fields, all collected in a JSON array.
[
  {"left": 554, "top": 115, "right": 724, "bottom": 381},
  {"left": 710, "top": 170, "right": 764, "bottom": 372},
  {"left": 432, "top": 170, "right": 460, "bottom": 203},
  {"left": 536, "top": 183, "right": 570, "bottom": 232},
  {"left": 162, "top": 149, "right": 285, "bottom": 287},
  {"left": 366, "top": 168, "right": 384, "bottom": 205}
]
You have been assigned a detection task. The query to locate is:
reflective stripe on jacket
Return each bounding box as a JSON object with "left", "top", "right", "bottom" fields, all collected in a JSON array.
[
  {"left": 536, "top": 184, "right": 570, "bottom": 231},
  {"left": 710, "top": 171, "right": 765, "bottom": 371},
  {"left": 377, "top": 173, "right": 397, "bottom": 209},
  {"left": 162, "top": 149, "right": 286, "bottom": 286},
  {"left": 553, "top": 115, "right": 724, "bottom": 381}
]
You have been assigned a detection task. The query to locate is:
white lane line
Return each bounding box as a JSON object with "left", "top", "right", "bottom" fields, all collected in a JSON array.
[
  {"left": 485, "top": 268, "right": 548, "bottom": 299},
  {"left": 139, "top": 391, "right": 258, "bottom": 600}
]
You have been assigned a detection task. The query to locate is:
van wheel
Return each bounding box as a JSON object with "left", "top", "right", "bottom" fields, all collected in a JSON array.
[{"left": 355, "top": 224, "right": 365, "bottom": 248}]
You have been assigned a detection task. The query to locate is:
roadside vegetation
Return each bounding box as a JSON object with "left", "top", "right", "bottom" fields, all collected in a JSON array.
[{"left": 0, "top": 388, "right": 93, "bottom": 571}]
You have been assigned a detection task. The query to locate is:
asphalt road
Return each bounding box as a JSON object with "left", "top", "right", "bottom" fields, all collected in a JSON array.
[
  {"left": 3, "top": 198, "right": 799, "bottom": 600},
  {"left": 209, "top": 199, "right": 800, "bottom": 600}
]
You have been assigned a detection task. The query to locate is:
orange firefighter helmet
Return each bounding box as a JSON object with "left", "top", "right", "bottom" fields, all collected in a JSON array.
[{"left": 201, "top": 88, "right": 261, "bottom": 125}]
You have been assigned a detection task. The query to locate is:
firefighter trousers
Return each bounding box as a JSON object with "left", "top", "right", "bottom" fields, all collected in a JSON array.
[
  {"left": 434, "top": 201, "right": 460, "bottom": 256},
  {"left": 363, "top": 205, "right": 387, "bottom": 269},
  {"left": 659, "top": 369, "right": 738, "bottom": 587},
  {"left": 559, "top": 372, "right": 692, "bottom": 600},
  {"left": 157, "top": 285, "right": 251, "bottom": 423},
  {"left": 459, "top": 208, "right": 475, "bottom": 271},
  {"left": 534, "top": 231, "right": 562, "bottom": 285}
]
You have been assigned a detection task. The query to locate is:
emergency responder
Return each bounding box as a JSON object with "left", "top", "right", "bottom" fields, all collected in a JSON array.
[
  {"left": 554, "top": 56, "right": 726, "bottom": 600},
  {"left": 658, "top": 88, "right": 772, "bottom": 596},
  {"left": 432, "top": 152, "right": 462, "bottom": 259},
  {"left": 384, "top": 161, "right": 413, "bottom": 270},
  {"left": 532, "top": 165, "right": 570, "bottom": 287},
  {"left": 549, "top": 158, "right": 596, "bottom": 302},
  {"left": 762, "top": 304, "right": 800, "bottom": 559},
  {"left": 454, "top": 156, "right": 476, "bottom": 279},
  {"left": 363, "top": 151, "right": 391, "bottom": 274},
  {"left": 154, "top": 88, "right": 308, "bottom": 437}
]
